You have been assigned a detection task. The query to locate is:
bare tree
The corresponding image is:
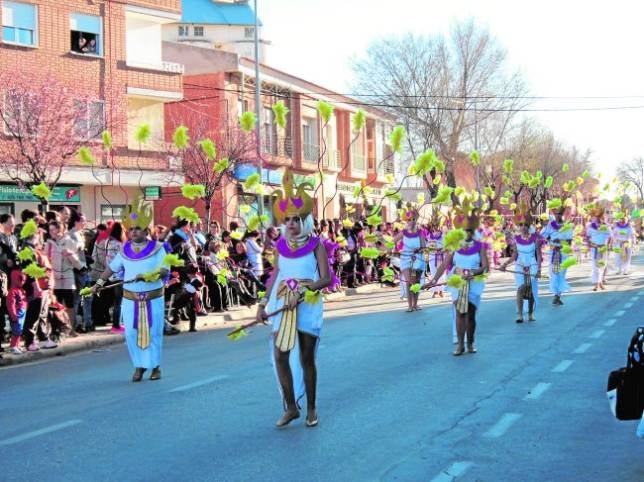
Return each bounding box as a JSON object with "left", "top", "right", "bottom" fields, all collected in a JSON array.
[
  {"left": 617, "top": 157, "right": 644, "bottom": 205},
  {"left": 166, "top": 110, "right": 256, "bottom": 226},
  {"left": 352, "top": 20, "right": 529, "bottom": 191}
]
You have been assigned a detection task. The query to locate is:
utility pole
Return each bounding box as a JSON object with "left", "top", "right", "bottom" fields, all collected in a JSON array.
[{"left": 254, "top": 0, "right": 263, "bottom": 217}]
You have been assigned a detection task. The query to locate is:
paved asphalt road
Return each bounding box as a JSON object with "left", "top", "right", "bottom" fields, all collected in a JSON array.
[{"left": 1, "top": 256, "right": 644, "bottom": 482}]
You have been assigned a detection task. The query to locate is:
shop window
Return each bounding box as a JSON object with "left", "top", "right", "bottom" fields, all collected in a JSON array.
[
  {"left": 244, "top": 27, "right": 255, "bottom": 39},
  {"left": 74, "top": 100, "right": 105, "bottom": 140},
  {"left": 2, "top": 1, "right": 37, "bottom": 47},
  {"left": 178, "top": 25, "right": 189, "bottom": 37},
  {"left": 193, "top": 26, "right": 204, "bottom": 37},
  {"left": 101, "top": 204, "right": 125, "bottom": 223},
  {"left": 70, "top": 13, "right": 102, "bottom": 55}
]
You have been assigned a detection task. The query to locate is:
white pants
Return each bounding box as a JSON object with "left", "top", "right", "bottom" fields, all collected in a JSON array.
[
  {"left": 591, "top": 247, "right": 608, "bottom": 283},
  {"left": 614, "top": 246, "right": 631, "bottom": 274}
]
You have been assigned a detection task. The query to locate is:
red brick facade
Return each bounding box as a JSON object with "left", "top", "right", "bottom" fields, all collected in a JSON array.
[{"left": 0, "top": 0, "right": 182, "bottom": 171}]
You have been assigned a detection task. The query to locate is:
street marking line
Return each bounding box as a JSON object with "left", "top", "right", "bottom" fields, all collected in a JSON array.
[
  {"left": 630, "top": 296, "right": 639, "bottom": 302},
  {"left": 169, "top": 375, "right": 230, "bottom": 393},
  {"left": 573, "top": 343, "right": 592, "bottom": 354},
  {"left": 524, "top": 382, "right": 552, "bottom": 401},
  {"left": 624, "top": 302, "right": 634, "bottom": 309},
  {"left": 590, "top": 329, "right": 605, "bottom": 339},
  {"left": 0, "top": 420, "right": 82, "bottom": 447},
  {"left": 431, "top": 462, "right": 474, "bottom": 482},
  {"left": 604, "top": 319, "right": 618, "bottom": 327},
  {"left": 615, "top": 310, "right": 626, "bottom": 317},
  {"left": 552, "top": 360, "right": 574, "bottom": 373},
  {"left": 484, "top": 413, "right": 522, "bottom": 438}
]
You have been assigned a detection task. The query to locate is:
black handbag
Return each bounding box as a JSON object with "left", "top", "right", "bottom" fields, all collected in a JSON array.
[{"left": 607, "top": 327, "right": 644, "bottom": 421}]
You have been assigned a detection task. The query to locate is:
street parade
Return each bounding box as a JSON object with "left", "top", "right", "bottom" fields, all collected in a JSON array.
[{"left": 1, "top": 1, "right": 643, "bottom": 481}]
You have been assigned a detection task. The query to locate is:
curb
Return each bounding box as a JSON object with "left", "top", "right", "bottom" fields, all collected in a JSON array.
[{"left": 0, "top": 283, "right": 386, "bottom": 368}]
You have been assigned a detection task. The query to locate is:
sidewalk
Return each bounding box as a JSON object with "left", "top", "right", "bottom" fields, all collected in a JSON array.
[{"left": 0, "top": 284, "right": 383, "bottom": 367}]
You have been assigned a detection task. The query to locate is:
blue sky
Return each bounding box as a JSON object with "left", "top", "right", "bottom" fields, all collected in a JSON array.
[{"left": 260, "top": 0, "right": 644, "bottom": 176}]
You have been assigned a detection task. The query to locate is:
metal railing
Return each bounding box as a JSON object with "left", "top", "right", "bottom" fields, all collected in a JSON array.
[
  {"left": 323, "top": 149, "right": 340, "bottom": 169},
  {"left": 303, "top": 143, "right": 320, "bottom": 163},
  {"left": 352, "top": 152, "right": 366, "bottom": 171},
  {"left": 263, "top": 135, "right": 293, "bottom": 158}
]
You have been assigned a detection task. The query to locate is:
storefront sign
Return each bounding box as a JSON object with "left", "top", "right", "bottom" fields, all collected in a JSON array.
[
  {"left": 234, "top": 165, "right": 315, "bottom": 190},
  {"left": 0, "top": 184, "right": 81, "bottom": 202},
  {"left": 144, "top": 186, "right": 161, "bottom": 201}
]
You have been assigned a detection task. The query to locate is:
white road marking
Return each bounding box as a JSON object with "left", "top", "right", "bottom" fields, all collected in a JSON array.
[
  {"left": 552, "top": 360, "right": 574, "bottom": 373},
  {"left": 573, "top": 343, "right": 592, "bottom": 354},
  {"left": 590, "top": 329, "right": 605, "bottom": 339},
  {"left": 624, "top": 302, "right": 634, "bottom": 309},
  {"left": 604, "top": 318, "right": 618, "bottom": 327},
  {"left": 0, "top": 420, "right": 82, "bottom": 447},
  {"left": 630, "top": 296, "right": 639, "bottom": 302},
  {"left": 431, "top": 462, "right": 474, "bottom": 482},
  {"left": 615, "top": 310, "right": 626, "bottom": 317},
  {"left": 484, "top": 413, "right": 523, "bottom": 438},
  {"left": 169, "top": 375, "right": 230, "bottom": 393},
  {"left": 524, "top": 382, "right": 552, "bottom": 401}
]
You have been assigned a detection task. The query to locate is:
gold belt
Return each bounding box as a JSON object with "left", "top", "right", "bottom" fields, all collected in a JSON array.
[
  {"left": 123, "top": 287, "right": 164, "bottom": 301},
  {"left": 453, "top": 268, "right": 471, "bottom": 315},
  {"left": 274, "top": 279, "right": 313, "bottom": 353}
]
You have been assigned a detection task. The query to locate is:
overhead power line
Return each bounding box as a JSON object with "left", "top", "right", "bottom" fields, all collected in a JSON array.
[{"left": 182, "top": 83, "right": 644, "bottom": 113}]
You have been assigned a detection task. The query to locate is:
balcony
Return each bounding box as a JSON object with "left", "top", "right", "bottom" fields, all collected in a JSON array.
[
  {"left": 263, "top": 135, "right": 293, "bottom": 161},
  {"left": 303, "top": 143, "right": 320, "bottom": 163}
]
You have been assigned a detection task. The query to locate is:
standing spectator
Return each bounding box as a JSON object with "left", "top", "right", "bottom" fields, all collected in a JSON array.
[
  {"left": 90, "top": 222, "right": 125, "bottom": 333},
  {"left": 45, "top": 221, "right": 82, "bottom": 336},
  {"left": 7, "top": 269, "right": 27, "bottom": 354},
  {"left": 68, "top": 211, "right": 91, "bottom": 332},
  {"left": 0, "top": 213, "right": 17, "bottom": 352},
  {"left": 244, "top": 230, "right": 263, "bottom": 280},
  {"left": 20, "top": 232, "right": 57, "bottom": 350},
  {"left": 207, "top": 221, "right": 221, "bottom": 244}
]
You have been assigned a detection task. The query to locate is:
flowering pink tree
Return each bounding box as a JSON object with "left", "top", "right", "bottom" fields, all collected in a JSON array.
[{"left": 0, "top": 71, "right": 105, "bottom": 209}]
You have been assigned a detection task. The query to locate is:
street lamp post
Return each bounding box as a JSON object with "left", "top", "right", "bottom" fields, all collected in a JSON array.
[{"left": 253, "top": 0, "right": 263, "bottom": 217}]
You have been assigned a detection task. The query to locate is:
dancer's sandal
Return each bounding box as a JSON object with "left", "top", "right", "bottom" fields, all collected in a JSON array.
[
  {"left": 516, "top": 317, "right": 524, "bottom": 324},
  {"left": 453, "top": 345, "right": 465, "bottom": 356},
  {"left": 306, "top": 412, "right": 319, "bottom": 428},
  {"left": 276, "top": 410, "right": 300, "bottom": 428},
  {"left": 467, "top": 343, "right": 477, "bottom": 354},
  {"left": 405, "top": 308, "right": 414, "bottom": 312},
  {"left": 528, "top": 313, "right": 536, "bottom": 322}
]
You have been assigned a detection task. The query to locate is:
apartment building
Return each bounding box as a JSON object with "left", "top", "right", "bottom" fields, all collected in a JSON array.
[
  {"left": 161, "top": 0, "right": 267, "bottom": 62},
  {"left": 157, "top": 41, "right": 397, "bottom": 227},
  {"left": 0, "top": 0, "right": 184, "bottom": 223}
]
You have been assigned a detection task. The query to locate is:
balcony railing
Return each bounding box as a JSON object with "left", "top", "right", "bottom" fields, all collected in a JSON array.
[
  {"left": 303, "top": 143, "right": 320, "bottom": 163},
  {"left": 352, "top": 152, "right": 366, "bottom": 171},
  {"left": 263, "top": 135, "right": 293, "bottom": 158},
  {"left": 322, "top": 149, "right": 341, "bottom": 170},
  {"left": 384, "top": 159, "right": 394, "bottom": 175}
]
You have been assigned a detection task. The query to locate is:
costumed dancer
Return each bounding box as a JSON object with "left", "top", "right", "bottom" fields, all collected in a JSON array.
[
  {"left": 394, "top": 204, "right": 426, "bottom": 312},
  {"left": 256, "top": 169, "right": 331, "bottom": 428},
  {"left": 586, "top": 204, "right": 612, "bottom": 291},
  {"left": 612, "top": 212, "right": 634, "bottom": 275},
  {"left": 427, "top": 211, "right": 445, "bottom": 299},
  {"left": 540, "top": 204, "right": 573, "bottom": 305},
  {"left": 500, "top": 202, "right": 542, "bottom": 322},
  {"left": 427, "top": 199, "right": 488, "bottom": 355},
  {"left": 91, "top": 198, "right": 168, "bottom": 382}
]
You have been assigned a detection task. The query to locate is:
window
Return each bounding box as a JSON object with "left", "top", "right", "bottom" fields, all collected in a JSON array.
[
  {"left": 2, "top": 92, "right": 36, "bottom": 137},
  {"left": 74, "top": 100, "right": 105, "bottom": 140},
  {"left": 0, "top": 204, "right": 14, "bottom": 216},
  {"left": 70, "top": 13, "right": 102, "bottom": 55},
  {"left": 302, "top": 117, "right": 319, "bottom": 162},
  {"left": 237, "top": 99, "right": 249, "bottom": 118},
  {"left": 193, "top": 26, "right": 204, "bottom": 37},
  {"left": 101, "top": 204, "right": 125, "bottom": 224},
  {"left": 244, "top": 27, "right": 255, "bottom": 39},
  {"left": 178, "top": 25, "right": 189, "bottom": 37},
  {"left": 2, "top": 1, "right": 37, "bottom": 46}
]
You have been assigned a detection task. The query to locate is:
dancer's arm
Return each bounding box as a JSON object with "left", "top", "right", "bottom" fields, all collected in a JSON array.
[
  {"left": 256, "top": 256, "right": 279, "bottom": 323},
  {"left": 424, "top": 251, "right": 454, "bottom": 288}
]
